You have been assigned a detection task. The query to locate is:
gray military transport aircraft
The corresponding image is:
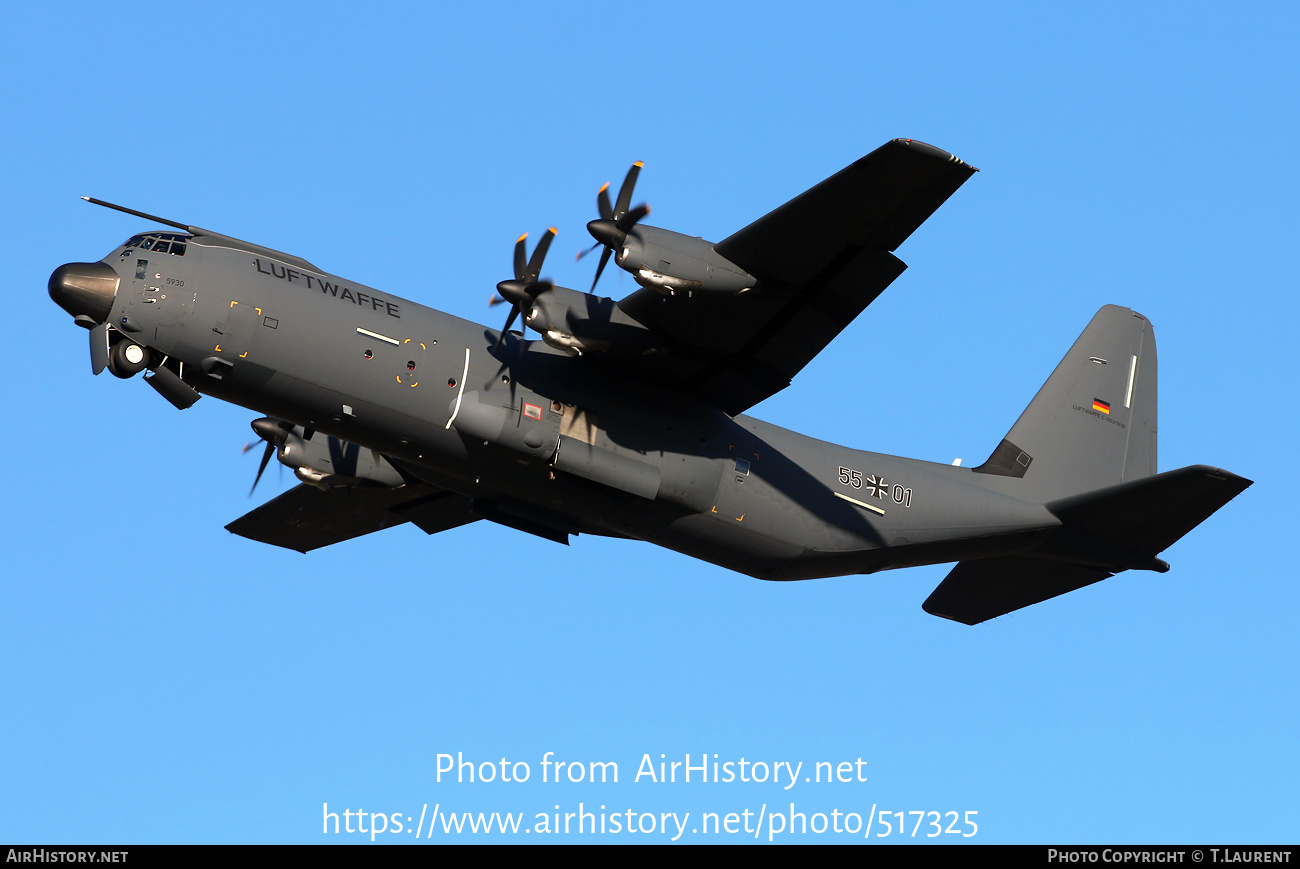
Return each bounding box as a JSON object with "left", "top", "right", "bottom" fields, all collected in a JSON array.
[{"left": 49, "top": 139, "right": 1250, "bottom": 624}]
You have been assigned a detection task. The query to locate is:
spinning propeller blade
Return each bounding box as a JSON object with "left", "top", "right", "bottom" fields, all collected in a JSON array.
[
  {"left": 583, "top": 162, "right": 649, "bottom": 291},
  {"left": 245, "top": 418, "right": 294, "bottom": 496},
  {"left": 492, "top": 227, "right": 557, "bottom": 352}
]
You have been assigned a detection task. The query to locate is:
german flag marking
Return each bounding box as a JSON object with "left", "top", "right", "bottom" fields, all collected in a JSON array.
[{"left": 1093, "top": 398, "right": 1111, "bottom": 414}]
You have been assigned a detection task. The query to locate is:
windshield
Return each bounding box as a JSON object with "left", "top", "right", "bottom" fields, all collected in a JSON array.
[{"left": 122, "top": 232, "right": 190, "bottom": 256}]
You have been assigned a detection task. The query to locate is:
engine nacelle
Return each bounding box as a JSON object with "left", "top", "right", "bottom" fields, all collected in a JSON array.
[
  {"left": 617, "top": 225, "right": 756, "bottom": 295},
  {"left": 276, "top": 429, "right": 405, "bottom": 490},
  {"left": 522, "top": 286, "right": 663, "bottom": 358}
]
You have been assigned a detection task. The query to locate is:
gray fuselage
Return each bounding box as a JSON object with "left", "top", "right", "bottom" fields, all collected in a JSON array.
[{"left": 101, "top": 233, "right": 1057, "bottom": 579}]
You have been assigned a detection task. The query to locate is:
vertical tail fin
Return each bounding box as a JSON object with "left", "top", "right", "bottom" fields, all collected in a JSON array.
[
  {"left": 972, "top": 305, "right": 1157, "bottom": 503},
  {"left": 927, "top": 307, "right": 1250, "bottom": 624}
]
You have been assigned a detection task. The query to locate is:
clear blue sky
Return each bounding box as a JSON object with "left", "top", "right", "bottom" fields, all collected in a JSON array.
[{"left": 3, "top": 0, "right": 1295, "bottom": 844}]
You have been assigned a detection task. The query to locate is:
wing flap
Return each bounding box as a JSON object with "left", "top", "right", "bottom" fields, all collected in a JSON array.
[
  {"left": 619, "top": 247, "right": 907, "bottom": 415},
  {"left": 225, "top": 482, "right": 477, "bottom": 553},
  {"left": 389, "top": 489, "right": 482, "bottom": 536}
]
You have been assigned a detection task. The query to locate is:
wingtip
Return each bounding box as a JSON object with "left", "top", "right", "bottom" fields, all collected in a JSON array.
[{"left": 893, "top": 138, "right": 977, "bottom": 172}]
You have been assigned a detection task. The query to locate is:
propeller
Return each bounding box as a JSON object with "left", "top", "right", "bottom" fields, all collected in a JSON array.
[
  {"left": 244, "top": 417, "right": 293, "bottom": 496},
  {"left": 577, "top": 162, "right": 650, "bottom": 291},
  {"left": 490, "top": 227, "right": 556, "bottom": 351}
]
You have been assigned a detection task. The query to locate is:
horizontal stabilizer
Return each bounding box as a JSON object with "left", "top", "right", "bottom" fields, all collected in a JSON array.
[
  {"left": 1045, "top": 464, "right": 1252, "bottom": 558},
  {"left": 924, "top": 465, "right": 1251, "bottom": 624},
  {"left": 226, "top": 482, "right": 477, "bottom": 552},
  {"left": 923, "top": 558, "right": 1113, "bottom": 625}
]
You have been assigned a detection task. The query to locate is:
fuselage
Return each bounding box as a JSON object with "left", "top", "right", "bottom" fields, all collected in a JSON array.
[{"left": 57, "top": 231, "right": 1058, "bottom": 578}]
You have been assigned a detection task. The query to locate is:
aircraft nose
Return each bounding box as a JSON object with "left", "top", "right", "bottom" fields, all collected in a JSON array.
[{"left": 49, "top": 261, "right": 120, "bottom": 324}]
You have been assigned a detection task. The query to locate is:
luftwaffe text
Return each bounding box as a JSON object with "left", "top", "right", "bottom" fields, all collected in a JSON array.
[{"left": 254, "top": 258, "right": 401, "bottom": 318}]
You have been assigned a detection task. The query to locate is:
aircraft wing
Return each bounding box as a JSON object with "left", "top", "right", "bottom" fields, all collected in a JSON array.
[
  {"left": 225, "top": 482, "right": 478, "bottom": 552},
  {"left": 617, "top": 139, "right": 977, "bottom": 415}
]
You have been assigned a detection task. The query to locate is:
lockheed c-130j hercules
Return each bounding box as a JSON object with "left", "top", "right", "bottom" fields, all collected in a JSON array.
[{"left": 48, "top": 139, "right": 1250, "bottom": 624}]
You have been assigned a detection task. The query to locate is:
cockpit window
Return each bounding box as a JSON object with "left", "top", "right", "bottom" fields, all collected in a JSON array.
[{"left": 122, "top": 232, "right": 188, "bottom": 256}]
